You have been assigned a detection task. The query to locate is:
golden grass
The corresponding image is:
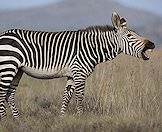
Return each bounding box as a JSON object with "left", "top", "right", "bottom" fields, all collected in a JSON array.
[{"left": 0, "top": 50, "right": 161, "bottom": 132}]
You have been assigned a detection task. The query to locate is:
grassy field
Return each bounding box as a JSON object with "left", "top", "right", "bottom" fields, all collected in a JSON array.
[{"left": 0, "top": 50, "right": 161, "bottom": 132}]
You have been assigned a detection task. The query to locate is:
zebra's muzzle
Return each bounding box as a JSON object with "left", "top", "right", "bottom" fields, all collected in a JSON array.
[
  {"left": 141, "top": 45, "right": 155, "bottom": 60},
  {"left": 141, "top": 50, "right": 150, "bottom": 60}
]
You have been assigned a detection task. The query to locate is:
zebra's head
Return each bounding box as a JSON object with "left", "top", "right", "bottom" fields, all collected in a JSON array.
[{"left": 112, "top": 12, "right": 155, "bottom": 60}]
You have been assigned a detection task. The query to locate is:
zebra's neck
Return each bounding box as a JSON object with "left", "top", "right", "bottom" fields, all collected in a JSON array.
[{"left": 92, "top": 30, "right": 121, "bottom": 64}]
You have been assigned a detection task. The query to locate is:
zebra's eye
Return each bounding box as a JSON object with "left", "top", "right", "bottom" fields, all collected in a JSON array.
[{"left": 127, "top": 34, "right": 132, "bottom": 37}]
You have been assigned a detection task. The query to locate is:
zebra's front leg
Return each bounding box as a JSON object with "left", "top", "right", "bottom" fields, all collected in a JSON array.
[
  {"left": 60, "top": 77, "right": 75, "bottom": 116},
  {"left": 74, "top": 79, "right": 85, "bottom": 115}
]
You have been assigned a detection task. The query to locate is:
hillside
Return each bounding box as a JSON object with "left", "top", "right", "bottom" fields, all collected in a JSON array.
[{"left": 0, "top": 0, "right": 161, "bottom": 46}]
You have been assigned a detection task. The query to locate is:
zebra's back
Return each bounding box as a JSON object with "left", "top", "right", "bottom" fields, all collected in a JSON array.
[{"left": 0, "top": 29, "right": 78, "bottom": 79}]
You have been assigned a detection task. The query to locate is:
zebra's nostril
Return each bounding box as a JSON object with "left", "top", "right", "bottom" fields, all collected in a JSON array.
[{"left": 145, "top": 41, "right": 155, "bottom": 49}]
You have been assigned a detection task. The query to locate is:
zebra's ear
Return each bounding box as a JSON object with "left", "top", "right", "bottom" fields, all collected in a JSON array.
[
  {"left": 111, "top": 12, "right": 121, "bottom": 29},
  {"left": 120, "top": 17, "right": 127, "bottom": 28}
]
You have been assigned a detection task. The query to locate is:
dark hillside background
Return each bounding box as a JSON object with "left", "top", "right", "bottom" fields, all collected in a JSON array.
[{"left": 0, "top": 0, "right": 162, "bottom": 47}]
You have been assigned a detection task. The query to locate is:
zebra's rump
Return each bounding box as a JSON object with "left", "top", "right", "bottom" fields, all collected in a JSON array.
[{"left": 21, "top": 66, "right": 72, "bottom": 79}]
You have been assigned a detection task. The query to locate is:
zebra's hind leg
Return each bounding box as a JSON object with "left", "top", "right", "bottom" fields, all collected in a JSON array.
[
  {"left": 0, "top": 83, "right": 7, "bottom": 119},
  {"left": 0, "top": 74, "right": 16, "bottom": 119},
  {"left": 60, "top": 77, "right": 75, "bottom": 116},
  {"left": 6, "top": 88, "right": 19, "bottom": 118},
  {"left": 6, "top": 69, "right": 23, "bottom": 118}
]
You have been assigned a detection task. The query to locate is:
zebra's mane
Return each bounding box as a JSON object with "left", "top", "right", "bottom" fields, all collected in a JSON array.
[{"left": 80, "top": 25, "right": 115, "bottom": 32}]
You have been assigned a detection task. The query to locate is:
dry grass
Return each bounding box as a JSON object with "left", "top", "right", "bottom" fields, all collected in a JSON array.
[{"left": 0, "top": 50, "right": 161, "bottom": 132}]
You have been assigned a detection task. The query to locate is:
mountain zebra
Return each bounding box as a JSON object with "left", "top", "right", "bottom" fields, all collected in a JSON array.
[{"left": 0, "top": 12, "right": 155, "bottom": 119}]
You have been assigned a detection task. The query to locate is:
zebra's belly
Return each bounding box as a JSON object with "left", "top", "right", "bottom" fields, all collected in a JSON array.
[{"left": 21, "top": 66, "right": 72, "bottom": 79}]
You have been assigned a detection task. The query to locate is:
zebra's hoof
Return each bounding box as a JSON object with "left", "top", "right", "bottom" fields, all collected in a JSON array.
[{"left": 60, "top": 113, "right": 67, "bottom": 118}]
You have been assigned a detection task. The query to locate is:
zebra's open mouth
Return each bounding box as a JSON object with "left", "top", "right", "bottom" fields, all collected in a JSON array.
[{"left": 141, "top": 48, "right": 153, "bottom": 60}]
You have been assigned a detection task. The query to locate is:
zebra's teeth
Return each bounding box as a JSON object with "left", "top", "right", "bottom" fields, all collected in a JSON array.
[
  {"left": 142, "top": 51, "right": 150, "bottom": 60},
  {"left": 147, "top": 49, "right": 153, "bottom": 52},
  {"left": 143, "top": 52, "right": 149, "bottom": 59}
]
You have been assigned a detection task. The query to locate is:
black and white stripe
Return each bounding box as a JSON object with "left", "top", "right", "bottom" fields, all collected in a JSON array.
[{"left": 0, "top": 12, "right": 155, "bottom": 119}]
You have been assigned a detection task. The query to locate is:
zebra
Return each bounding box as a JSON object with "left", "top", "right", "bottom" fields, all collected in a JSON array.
[{"left": 0, "top": 12, "right": 155, "bottom": 119}]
